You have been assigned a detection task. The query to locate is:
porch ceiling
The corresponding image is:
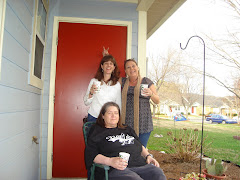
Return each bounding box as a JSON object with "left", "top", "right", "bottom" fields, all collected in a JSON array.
[
  {"left": 109, "top": 0, "right": 187, "bottom": 39},
  {"left": 145, "top": 0, "right": 187, "bottom": 38}
]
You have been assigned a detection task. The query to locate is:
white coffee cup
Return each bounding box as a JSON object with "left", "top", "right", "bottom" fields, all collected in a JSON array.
[
  {"left": 140, "top": 84, "right": 148, "bottom": 96},
  {"left": 119, "top": 152, "right": 130, "bottom": 163},
  {"left": 94, "top": 81, "right": 101, "bottom": 92}
]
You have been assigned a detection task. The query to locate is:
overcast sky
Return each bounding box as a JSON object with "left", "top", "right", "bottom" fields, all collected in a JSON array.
[{"left": 147, "top": 0, "right": 238, "bottom": 97}]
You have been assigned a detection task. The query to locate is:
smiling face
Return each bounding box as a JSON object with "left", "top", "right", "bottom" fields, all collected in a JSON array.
[
  {"left": 101, "top": 60, "right": 115, "bottom": 75},
  {"left": 125, "top": 60, "right": 139, "bottom": 78},
  {"left": 103, "top": 105, "right": 119, "bottom": 128}
]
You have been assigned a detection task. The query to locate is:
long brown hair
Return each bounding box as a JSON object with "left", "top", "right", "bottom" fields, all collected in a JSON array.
[
  {"left": 94, "top": 55, "right": 120, "bottom": 85},
  {"left": 96, "top": 102, "right": 126, "bottom": 129}
]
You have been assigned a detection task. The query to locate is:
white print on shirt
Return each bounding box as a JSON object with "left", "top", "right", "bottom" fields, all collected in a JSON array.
[{"left": 106, "top": 133, "right": 135, "bottom": 145}]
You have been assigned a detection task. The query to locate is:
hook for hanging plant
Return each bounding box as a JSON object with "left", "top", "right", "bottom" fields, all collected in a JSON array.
[{"left": 180, "top": 35, "right": 206, "bottom": 174}]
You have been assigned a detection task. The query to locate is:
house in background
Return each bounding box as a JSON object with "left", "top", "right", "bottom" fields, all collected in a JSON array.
[
  {"left": 155, "top": 95, "right": 238, "bottom": 117},
  {"left": 191, "top": 102, "right": 200, "bottom": 115},
  {"left": 0, "top": 0, "right": 187, "bottom": 179},
  {"left": 158, "top": 100, "right": 185, "bottom": 117},
  {"left": 194, "top": 95, "right": 223, "bottom": 116}
]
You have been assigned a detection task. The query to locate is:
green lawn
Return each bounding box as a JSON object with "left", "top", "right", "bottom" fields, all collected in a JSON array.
[{"left": 148, "top": 118, "right": 240, "bottom": 166}]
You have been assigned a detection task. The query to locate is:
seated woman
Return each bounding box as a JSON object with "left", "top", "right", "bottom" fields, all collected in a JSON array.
[{"left": 85, "top": 102, "right": 166, "bottom": 180}]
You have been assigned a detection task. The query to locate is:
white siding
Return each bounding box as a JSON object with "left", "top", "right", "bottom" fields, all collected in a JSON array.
[{"left": 0, "top": 0, "right": 40, "bottom": 180}]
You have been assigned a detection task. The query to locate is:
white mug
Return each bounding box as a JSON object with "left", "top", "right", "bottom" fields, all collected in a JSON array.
[
  {"left": 94, "top": 81, "right": 101, "bottom": 93},
  {"left": 119, "top": 152, "right": 130, "bottom": 163},
  {"left": 140, "top": 84, "right": 148, "bottom": 96}
]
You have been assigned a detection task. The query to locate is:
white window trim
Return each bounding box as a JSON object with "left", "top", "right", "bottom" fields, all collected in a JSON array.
[
  {"left": 29, "top": 0, "right": 49, "bottom": 89},
  {"left": 0, "top": 0, "right": 6, "bottom": 80}
]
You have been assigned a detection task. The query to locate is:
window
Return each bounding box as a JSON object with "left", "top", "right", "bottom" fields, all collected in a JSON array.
[
  {"left": 29, "top": 0, "right": 49, "bottom": 89},
  {"left": 0, "top": 0, "right": 6, "bottom": 80}
]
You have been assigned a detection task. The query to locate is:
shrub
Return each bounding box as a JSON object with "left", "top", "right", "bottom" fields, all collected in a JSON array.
[{"left": 166, "top": 128, "right": 212, "bottom": 162}]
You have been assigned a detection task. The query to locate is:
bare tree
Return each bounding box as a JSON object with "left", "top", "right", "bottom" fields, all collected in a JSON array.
[
  {"left": 205, "top": 0, "right": 240, "bottom": 99},
  {"left": 148, "top": 46, "right": 204, "bottom": 118},
  {"left": 171, "top": 67, "right": 202, "bottom": 119},
  {"left": 148, "top": 48, "right": 181, "bottom": 115},
  {"left": 222, "top": 96, "right": 236, "bottom": 118},
  {"left": 148, "top": 48, "right": 181, "bottom": 91}
]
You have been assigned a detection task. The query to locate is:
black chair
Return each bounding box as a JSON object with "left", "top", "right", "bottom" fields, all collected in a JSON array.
[{"left": 83, "top": 122, "right": 110, "bottom": 180}]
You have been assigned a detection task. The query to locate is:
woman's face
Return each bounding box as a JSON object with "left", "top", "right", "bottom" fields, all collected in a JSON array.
[
  {"left": 101, "top": 60, "right": 115, "bottom": 75},
  {"left": 103, "top": 106, "right": 119, "bottom": 128},
  {"left": 125, "top": 61, "right": 139, "bottom": 78}
]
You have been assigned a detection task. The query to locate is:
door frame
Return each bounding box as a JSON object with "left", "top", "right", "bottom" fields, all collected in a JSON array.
[{"left": 46, "top": 16, "right": 132, "bottom": 179}]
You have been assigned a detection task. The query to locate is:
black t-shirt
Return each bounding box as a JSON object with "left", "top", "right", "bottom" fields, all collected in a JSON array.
[{"left": 85, "top": 124, "right": 146, "bottom": 179}]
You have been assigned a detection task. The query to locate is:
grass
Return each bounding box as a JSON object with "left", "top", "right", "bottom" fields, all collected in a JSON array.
[{"left": 148, "top": 118, "right": 240, "bottom": 166}]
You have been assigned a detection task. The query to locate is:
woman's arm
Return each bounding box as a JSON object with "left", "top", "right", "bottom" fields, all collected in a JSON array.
[
  {"left": 141, "top": 146, "right": 159, "bottom": 167},
  {"left": 118, "top": 77, "right": 122, "bottom": 85},
  {"left": 150, "top": 84, "right": 160, "bottom": 104},
  {"left": 83, "top": 79, "right": 95, "bottom": 105},
  {"left": 141, "top": 145, "right": 150, "bottom": 158},
  {"left": 149, "top": 84, "right": 160, "bottom": 104},
  {"left": 142, "top": 84, "right": 160, "bottom": 104},
  {"left": 115, "top": 82, "right": 122, "bottom": 110}
]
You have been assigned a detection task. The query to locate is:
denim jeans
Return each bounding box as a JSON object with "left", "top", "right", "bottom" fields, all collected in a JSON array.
[
  {"left": 108, "top": 164, "right": 166, "bottom": 180},
  {"left": 139, "top": 132, "right": 151, "bottom": 148},
  {"left": 87, "top": 113, "right": 97, "bottom": 122}
]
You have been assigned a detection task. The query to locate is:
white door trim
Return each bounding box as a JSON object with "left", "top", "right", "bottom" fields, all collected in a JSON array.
[
  {"left": 47, "top": 16, "right": 132, "bottom": 179},
  {"left": 137, "top": 11, "right": 147, "bottom": 77}
]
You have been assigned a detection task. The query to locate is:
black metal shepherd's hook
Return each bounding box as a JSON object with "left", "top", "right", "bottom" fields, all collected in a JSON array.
[{"left": 180, "top": 35, "right": 206, "bottom": 174}]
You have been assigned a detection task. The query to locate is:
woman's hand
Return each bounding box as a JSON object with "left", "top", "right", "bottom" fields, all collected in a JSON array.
[
  {"left": 90, "top": 84, "right": 98, "bottom": 95},
  {"left": 109, "top": 157, "right": 128, "bottom": 170},
  {"left": 146, "top": 156, "right": 159, "bottom": 167},
  {"left": 142, "top": 88, "right": 153, "bottom": 97}
]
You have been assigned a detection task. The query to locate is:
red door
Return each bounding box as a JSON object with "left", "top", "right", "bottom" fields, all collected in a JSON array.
[
  {"left": 53, "top": 22, "right": 127, "bottom": 177},
  {"left": 192, "top": 106, "right": 194, "bottom": 114}
]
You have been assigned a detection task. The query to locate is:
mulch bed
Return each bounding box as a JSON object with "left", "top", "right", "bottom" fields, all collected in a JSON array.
[{"left": 150, "top": 150, "right": 240, "bottom": 180}]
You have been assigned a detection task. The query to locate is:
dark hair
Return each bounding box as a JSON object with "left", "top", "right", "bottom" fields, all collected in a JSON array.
[
  {"left": 94, "top": 55, "right": 120, "bottom": 85},
  {"left": 124, "top": 58, "right": 138, "bottom": 70},
  {"left": 96, "top": 102, "right": 126, "bottom": 129}
]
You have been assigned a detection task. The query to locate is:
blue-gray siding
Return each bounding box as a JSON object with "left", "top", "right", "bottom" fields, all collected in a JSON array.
[{"left": 0, "top": 0, "right": 40, "bottom": 180}]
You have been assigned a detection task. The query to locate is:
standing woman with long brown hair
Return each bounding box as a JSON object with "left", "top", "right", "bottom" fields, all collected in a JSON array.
[
  {"left": 121, "top": 59, "right": 160, "bottom": 147},
  {"left": 84, "top": 55, "right": 121, "bottom": 122}
]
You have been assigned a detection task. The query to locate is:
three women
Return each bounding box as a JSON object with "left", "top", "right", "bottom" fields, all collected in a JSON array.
[{"left": 84, "top": 56, "right": 159, "bottom": 147}]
